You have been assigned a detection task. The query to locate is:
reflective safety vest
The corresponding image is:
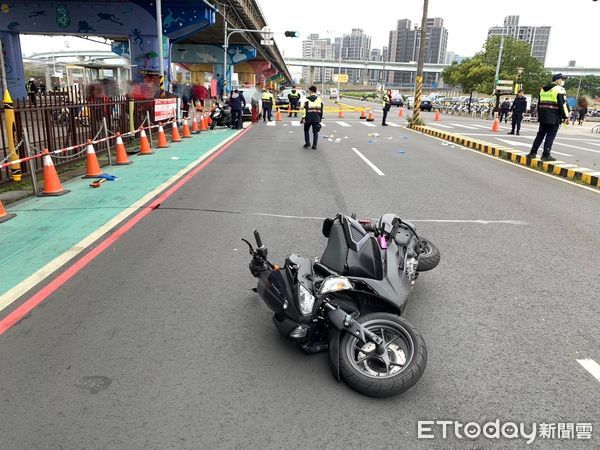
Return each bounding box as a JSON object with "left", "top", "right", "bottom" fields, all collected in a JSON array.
[
  {"left": 539, "top": 84, "right": 568, "bottom": 115},
  {"left": 289, "top": 90, "right": 300, "bottom": 99},
  {"left": 303, "top": 96, "right": 323, "bottom": 122},
  {"left": 382, "top": 94, "right": 391, "bottom": 108},
  {"left": 261, "top": 92, "right": 274, "bottom": 103}
]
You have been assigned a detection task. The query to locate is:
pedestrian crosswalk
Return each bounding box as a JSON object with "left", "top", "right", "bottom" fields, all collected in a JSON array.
[{"left": 257, "top": 120, "right": 519, "bottom": 132}]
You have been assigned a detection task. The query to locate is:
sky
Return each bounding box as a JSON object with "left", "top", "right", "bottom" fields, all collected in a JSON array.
[{"left": 18, "top": 0, "right": 599, "bottom": 69}]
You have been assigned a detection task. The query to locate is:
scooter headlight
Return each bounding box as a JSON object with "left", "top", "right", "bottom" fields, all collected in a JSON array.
[
  {"left": 298, "top": 284, "right": 315, "bottom": 315},
  {"left": 318, "top": 276, "right": 353, "bottom": 295}
]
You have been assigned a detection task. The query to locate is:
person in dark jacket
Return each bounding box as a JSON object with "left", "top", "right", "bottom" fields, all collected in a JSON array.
[
  {"left": 499, "top": 98, "right": 511, "bottom": 123},
  {"left": 526, "top": 73, "right": 570, "bottom": 162},
  {"left": 301, "top": 85, "right": 323, "bottom": 150},
  {"left": 228, "top": 89, "right": 246, "bottom": 130},
  {"left": 381, "top": 89, "right": 392, "bottom": 126},
  {"left": 508, "top": 90, "right": 527, "bottom": 135}
]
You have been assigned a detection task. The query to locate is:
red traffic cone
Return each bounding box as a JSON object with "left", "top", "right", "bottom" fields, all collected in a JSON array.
[
  {"left": 275, "top": 109, "right": 282, "bottom": 121},
  {"left": 38, "top": 150, "right": 69, "bottom": 196},
  {"left": 0, "top": 200, "right": 16, "bottom": 223},
  {"left": 360, "top": 109, "right": 367, "bottom": 119},
  {"left": 157, "top": 125, "right": 169, "bottom": 148},
  {"left": 114, "top": 133, "right": 132, "bottom": 165},
  {"left": 399, "top": 107, "right": 405, "bottom": 117},
  {"left": 434, "top": 110, "right": 441, "bottom": 121},
  {"left": 200, "top": 115, "right": 208, "bottom": 131},
  {"left": 338, "top": 107, "right": 344, "bottom": 118},
  {"left": 138, "top": 128, "right": 154, "bottom": 155},
  {"left": 82, "top": 140, "right": 103, "bottom": 178},
  {"left": 191, "top": 116, "right": 200, "bottom": 134},
  {"left": 182, "top": 118, "right": 192, "bottom": 138},
  {"left": 171, "top": 121, "right": 182, "bottom": 142},
  {"left": 366, "top": 111, "right": 375, "bottom": 122},
  {"left": 491, "top": 118, "right": 500, "bottom": 132}
]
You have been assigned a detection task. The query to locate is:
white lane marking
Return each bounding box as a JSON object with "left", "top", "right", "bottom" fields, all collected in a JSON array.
[
  {"left": 546, "top": 141, "right": 600, "bottom": 155},
  {"left": 495, "top": 138, "right": 572, "bottom": 157},
  {"left": 587, "top": 142, "right": 600, "bottom": 147},
  {"left": 405, "top": 127, "right": 600, "bottom": 195},
  {"left": 577, "top": 359, "right": 600, "bottom": 383},
  {"left": 470, "top": 124, "right": 493, "bottom": 129},
  {"left": 431, "top": 124, "right": 454, "bottom": 129},
  {"left": 360, "top": 122, "right": 377, "bottom": 127},
  {"left": 291, "top": 121, "right": 301, "bottom": 127},
  {"left": 266, "top": 121, "right": 276, "bottom": 126},
  {"left": 0, "top": 130, "right": 246, "bottom": 313},
  {"left": 351, "top": 147, "right": 385, "bottom": 176},
  {"left": 320, "top": 123, "right": 326, "bottom": 127},
  {"left": 336, "top": 121, "right": 351, "bottom": 127},
  {"left": 386, "top": 122, "right": 401, "bottom": 127},
  {"left": 450, "top": 123, "right": 479, "bottom": 130}
]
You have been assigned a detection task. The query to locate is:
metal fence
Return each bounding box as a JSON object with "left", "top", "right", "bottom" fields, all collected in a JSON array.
[{"left": 0, "top": 88, "right": 173, "bottom": 185}]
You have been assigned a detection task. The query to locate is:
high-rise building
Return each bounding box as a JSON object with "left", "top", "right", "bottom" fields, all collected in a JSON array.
[
  {"left": 340, "top": 28, "right": 372, "bottom": 84},
  {"left": 301, "top": 33, "right": 334, "bottom": 83},
  {"left": 387, "top": 18, "right": 447, "bottom": 87},
  {"left": 487, "top": 15, "right": 551, "bottom": 64},
  {"left": 369, "top": 47, "right": 388, "bottom": 83}
]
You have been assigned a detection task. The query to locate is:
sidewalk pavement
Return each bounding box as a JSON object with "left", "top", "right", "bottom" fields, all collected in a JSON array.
[{"left": 0, "top": 128, "right": 237, "bottom": 311}]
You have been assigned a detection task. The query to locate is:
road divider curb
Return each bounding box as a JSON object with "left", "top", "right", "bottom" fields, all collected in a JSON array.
[{"left": 410, "top": 125, "right": 600, "bottom": 189}]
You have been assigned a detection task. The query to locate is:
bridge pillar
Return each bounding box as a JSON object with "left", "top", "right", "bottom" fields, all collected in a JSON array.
[{"left": 1, "top": 32, "right": 26, "bottom": 99}]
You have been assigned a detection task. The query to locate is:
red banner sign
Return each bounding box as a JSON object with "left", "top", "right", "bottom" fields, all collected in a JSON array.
[{"left": 154, "top": 98, "right": 177, "bottom": 122}]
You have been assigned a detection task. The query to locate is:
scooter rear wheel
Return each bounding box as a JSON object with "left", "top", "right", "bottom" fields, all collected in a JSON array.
[{"left": 338, "top": 312, "right": 427, "bottom": 397}]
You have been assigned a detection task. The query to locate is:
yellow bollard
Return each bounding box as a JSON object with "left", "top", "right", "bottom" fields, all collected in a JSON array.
[{"left": 3, "top": 89, "right": 21, "bottom": 181}]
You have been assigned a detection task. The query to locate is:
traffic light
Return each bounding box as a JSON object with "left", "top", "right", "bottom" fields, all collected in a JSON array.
[{"left": 284, "top": 31, "right": 300, "bottom": 38}]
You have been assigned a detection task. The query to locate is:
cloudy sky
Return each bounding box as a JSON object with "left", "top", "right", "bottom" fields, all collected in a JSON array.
[
  {"left": 259, "top": 0, "right": 600, "bottom": 67},
  {"left": 19, "top": 0, "right": 599, "bottom": 69}
]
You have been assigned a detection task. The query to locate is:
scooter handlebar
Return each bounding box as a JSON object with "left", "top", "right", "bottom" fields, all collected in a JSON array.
[{"left": 253, "top": 229, "right": 263, "bottom": 248}]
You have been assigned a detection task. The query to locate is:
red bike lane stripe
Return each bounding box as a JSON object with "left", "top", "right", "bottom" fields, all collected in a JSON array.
[{"left": 0, "top": 126, "right": 252, "bottom": 335}]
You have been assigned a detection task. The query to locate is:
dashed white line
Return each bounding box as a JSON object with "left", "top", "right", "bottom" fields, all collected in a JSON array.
[
  {"left": 386, "top": 122, "right": 401, "bottom": 127},
  {"left": 266, "top": 121, "right": 276, "bottom": 127},
  {"left": 577, "top": 359, "right": 600, "bottom": 383},
  {"left": 336, "top": 121, "right": 351, "bottom": 127},
  {"left": 291, "top": 121, "right": 301, "bottom": 127},
  {"left": 431, "top": 124, "right": 454, "bottom": 129},
  {"left": 450, "top": 123, "right": 479, "bottom": 130},
  {"left": 351, "top": 147, "right": 385, "bottom": 176},
  {"left": 360, "top": 122, "right": 377, "bottom": 127}
]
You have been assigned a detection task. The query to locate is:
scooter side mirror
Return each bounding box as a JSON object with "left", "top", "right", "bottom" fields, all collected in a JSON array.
[{"left": 322, "top": 218, "right": 333, "bottom": 238}]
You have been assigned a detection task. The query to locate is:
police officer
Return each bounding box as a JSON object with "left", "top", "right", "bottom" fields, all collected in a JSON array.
[
  {"left": 382, "top": 89, "right": 392, "bottom": 126},
  {"left": 26, "top": 78, "right": 38, "bottom": 106},
  {"left": 261, "top": 88, "right": 274, "bottom": 122},
  {"left": 287, "top": 87, "right": 301, "bottom": 117},
  {"left": 526, "top": 74, "right": 570, "bottom": 162},
  {"left": 301, "top": 85, "right": 323, "bottom": 150},
  {"left": 508, "top": 89, "right": 527, "bottom": 135},
  {"left": 228, "top": 89, "right": 246, "bottom": 130}
]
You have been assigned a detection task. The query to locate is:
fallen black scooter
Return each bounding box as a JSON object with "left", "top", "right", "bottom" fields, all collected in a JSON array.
[
  {"left": 209, "top": 103, "right": 232, "bottom": 129},
  {"left": 244, "top": 213, "right": 440, "bottom": 397}
]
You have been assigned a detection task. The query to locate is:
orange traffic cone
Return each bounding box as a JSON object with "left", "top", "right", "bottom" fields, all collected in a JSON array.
[
  {"left": 366, "top": 111, "right": 374, "bottom": 122},
  {"left": 138, "top": 128, "right": 154, "bottom": 155},
  {"left": 114, "top": 133, "right": 132, "bottom": 165},
  {"left": 82, "top": 140, "right": 103, "bottom": 178},
  {"left": 182, "top": 118, "right": 192, "bottom": 138},
  {"left": 191, "top": 116, "right": 200, "bottom": 134},
  {"left": 171, "top": 121, "right": 182, "bottom": 142},
  {"left": 338, "top": 107, "right": 344, "bottom": 118},
  {"left": 0, "top": 200, "right": 16, "bottom": 223},
  {"left": 491, "top": 118, "right": 500, "bottom": 132},
  {"left": 275, "top": 109, "right": 282, "bottom": 121},
  {"left": 157, "top": 125, "right": 169, "bottom": 148},
  {"left": 399, "top": 107, "right": 405, "bottom": 117},
  {"left": 434, "top": 110, "right": 441, "bottom": 121},
  {"left": 38, "top": 150, "right": 69, "bottom": 196},
  {"left": 206, "top": 113, "right": 212, "bottom": 127},
  {"left": 360, "top": 109, "right": 367, "bottom": 120}
]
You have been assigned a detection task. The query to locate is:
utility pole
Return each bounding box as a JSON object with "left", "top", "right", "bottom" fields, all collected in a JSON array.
[
  {"left": 493, "top": 32, "right": 505, "bottom": 115},
  {"left": 156, "top": 0, "right": 164, "bottom": 90},
  {"left": 412, "top": 0, "right": 429, "bottom": 124}
]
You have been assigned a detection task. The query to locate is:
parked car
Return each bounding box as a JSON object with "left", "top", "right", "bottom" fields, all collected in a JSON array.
[
  {"left": 390, "top": 92, "right": 404, "bottom": 107},
  {"left": 276, "top": 88, "right": 307, "bottom": 108},
  {"left": 238, "top": 87, "right": 261, "bottom": 120},
  {"left": 420, "top": 98, "right": 433, "bottom": 111},
  {"left": 406, "top": 96, "right": 415, "bottom": 109},
  {"left": 329, "top": 88, "right": 339, "bottom": 100}
]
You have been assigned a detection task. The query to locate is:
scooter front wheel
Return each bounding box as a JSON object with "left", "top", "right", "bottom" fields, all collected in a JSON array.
[
  {"left": 338, "top": 312, "right": 427, "bottom": 397},
  {"left": 210, "top": 121, "right": 216, "bottom": 130}
]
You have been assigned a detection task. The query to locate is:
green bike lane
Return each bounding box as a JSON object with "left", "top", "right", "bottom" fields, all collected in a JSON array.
[{"left": 0, "top": 128, "right": 238, "bottom": 313}]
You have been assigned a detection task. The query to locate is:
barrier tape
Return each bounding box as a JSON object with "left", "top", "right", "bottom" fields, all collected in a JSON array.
[{"left": 0, "top": 120, "right": 178, "bottom": 169}]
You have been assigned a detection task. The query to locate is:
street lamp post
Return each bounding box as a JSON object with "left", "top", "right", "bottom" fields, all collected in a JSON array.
[
  {"left": 412, "top": 0, "right": 429, "bottom": 124},
  {"left": 516, "top": 66, "right": 524, "bottom": 93}
]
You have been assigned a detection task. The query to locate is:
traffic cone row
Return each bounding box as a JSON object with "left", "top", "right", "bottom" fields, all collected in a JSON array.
[{"left": 0, "top": 120, "right": 198, "bottom": 214}]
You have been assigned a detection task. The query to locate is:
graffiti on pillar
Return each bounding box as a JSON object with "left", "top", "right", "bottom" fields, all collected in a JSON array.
[
  {"left": 28, "top": 11, "right": 46, "bottom": 18},
  {"left": 77, "top": 21, "right": 96, "bottom": 33},
  {"left": 7, "top": 22, "right": 19, "bottom": 31},
  {"left": 171, "top": 44, "right": 256, "bottom": 65},
  {"left": 131, "top": 28, "right": 144, "bottom": 50},
  {"left": 162, "top": 9, "right": 184, "bottom": 29},
  {"left": 56, "top": 4, "right": 70, "bottom": 29},
  {"left": 97, "top": 13, "right": 123, "bottom": 26}
]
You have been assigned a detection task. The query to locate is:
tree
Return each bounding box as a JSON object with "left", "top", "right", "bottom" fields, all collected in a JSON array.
[
  {"left": 565, "top": 75, "right": 600, "bottom": 98},
  {"left": 441, "top": 36, "right": 550, "bottom": 98}
]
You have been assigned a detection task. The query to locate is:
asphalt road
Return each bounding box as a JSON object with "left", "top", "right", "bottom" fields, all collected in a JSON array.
[
  {"left": 1, "top": 111, "right": 599, "bottom": 449},
  {"left": 340, "top": 97, "right": 600, "bottom": 170}
]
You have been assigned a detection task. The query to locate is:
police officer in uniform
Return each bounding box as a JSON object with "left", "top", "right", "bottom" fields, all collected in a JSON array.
[
  {"left": 382, "top": 89, "right": 392, "bottom": 126},
  {"left": 526, "top": 73, "right": 570, "bottom": 162},
  {"left": 301, "top": 85, "right": 323, "bottom": 150},
  {"left": 261, "top": 88, "right": 274, "bottom": 122},
  {"left": 287, "top": 87, "right": 301, "bottom": 117}
]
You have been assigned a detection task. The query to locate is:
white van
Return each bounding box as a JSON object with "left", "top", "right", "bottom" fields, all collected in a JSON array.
[{"left": 329, "top": 88, "right": 339, "bottom": 100}]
